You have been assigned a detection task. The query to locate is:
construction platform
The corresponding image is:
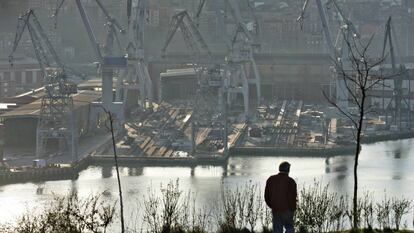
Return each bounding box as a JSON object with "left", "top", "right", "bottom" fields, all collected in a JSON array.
[{"left": 91, "top": 101, "right": 246, "bottom": 164}]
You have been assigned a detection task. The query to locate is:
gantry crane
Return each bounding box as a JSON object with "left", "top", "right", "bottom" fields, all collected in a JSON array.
[
  {"left": 223, "top": 0, "right": 261, "bottom": 116},
  {"left": 115, "top": 0, "right": 153, "bottom": 109},
  {"left": 298, "top": 0, "right": 359, "bottom": 110},
  {"left": 380, "top": 17, "right": 410, "bottom": 128},
  {"left": 191, "top": 0, "right": 261, "bottom": 116},
  {"left": 9, "top": 9, "right": 79, "bottom": 161},
  {"left": 161, "top": 10, "right": 223, "bottom": 155}
]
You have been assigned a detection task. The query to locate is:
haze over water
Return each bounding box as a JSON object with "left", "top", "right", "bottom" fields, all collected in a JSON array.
[{"left": 0, "top": 138, "right": 414, "bottom": 227}]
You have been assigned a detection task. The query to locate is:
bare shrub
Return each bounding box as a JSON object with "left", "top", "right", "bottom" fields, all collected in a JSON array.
[
  {"left": 376, "top": 193, "right": 392, "bottom": 230},
  {"left": 361, "top": 192, "right": 375, "bottom": 229},
  {"left": 296, "top": 181, "right": 337, "bottom": 232},
  {"left": 160, "top": 179, "right": 183, "bottom": 232},
  {"left": 142, "top": 180, "right": 213, "bottom": 233},
  {"left": 391, "top": 197, "right": 412, "bottom": 230},
  {"left": 217, "top": 186, "right": 238, "bottom": 232},
  {"left": 260, "top": 206, "right": 272, "bottom": 233},
  {"left": 178, "top": 192, "right": 212, "bottom": 233},
  {"left": 329, "top": 193, "right": 348, "bottom": 232},
  {"left": 193, "top": 204, "right": 213, "bottom": 233},
  {"left": 1, "top": 192, "right": 115, "bottom": 233},
  {"left": 217, "top": 182, "right": 263, "bottom": 232},
  {"left": 142, "top": 186, "right": 161, "bottom": 232},
  {"left": 245, "top": 182, "right": 263, "bottom": 232}
]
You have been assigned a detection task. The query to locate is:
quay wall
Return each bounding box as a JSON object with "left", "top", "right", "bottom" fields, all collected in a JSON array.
[{"left": 1, "top": 131, "right": 414, "bottom": 185}]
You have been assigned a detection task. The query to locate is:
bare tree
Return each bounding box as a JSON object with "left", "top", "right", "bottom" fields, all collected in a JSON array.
[
  {"left": 323, "top": 35, "right": 386, "bottom": 229},
  {"left": 103, "top": 108, "right": 125, "bottom": 233}
]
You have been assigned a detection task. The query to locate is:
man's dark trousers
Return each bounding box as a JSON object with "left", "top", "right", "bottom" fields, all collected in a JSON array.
[{"left": 272, "top": 210, "right": 294, "bottom": 233}]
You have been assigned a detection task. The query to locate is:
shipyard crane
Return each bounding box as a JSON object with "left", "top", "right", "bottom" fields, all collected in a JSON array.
[
  {"left": 53, "top": 0, "right": 127, "bottom": 111},
  {"left": 161, "top": 10, "right": 223, "bottom": 95},
  {"left": 297, "top": 0, "right": 359, "bottom": 110},
  {"left": 162, "top": 11, "right": 213, "bottom": 66},
  {"left": 9, "top": 9, "right": 85, "bottom": 80},
  {"left": 381, "top": 17, "right": 410, "bottom": 128},
  {"left": 161, "top": 10, "right": 223, "bottom": 154},
  {"left": 161, "top": 10, "right": 221, "bottom": 98},
  {"left": 222, "top": 0, "right": 261, "bottom": 115},
  {"left": 161, "top": 10, "right": 221, "bottom": 89},
  {"left": 115, "top": 0, "right": 153, "bottom": 109},
  {"left": 9, "top": 9, "right": 79, "bottom": 161}
]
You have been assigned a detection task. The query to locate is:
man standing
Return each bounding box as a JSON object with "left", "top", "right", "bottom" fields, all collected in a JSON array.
[{"left": 265, "top": 161, "right": 297, "bottom": 233}]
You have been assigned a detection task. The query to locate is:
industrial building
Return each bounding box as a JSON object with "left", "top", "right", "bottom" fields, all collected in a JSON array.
[
  {"left": 0, "top": 57, "right": 43, "bottom": 99},
  {"left": 0, "top": 89, "right": 101, "bottom": 147},
  {"left": 0, "top": 0, "right": 413, "bottom": 166},
  {"left": 159, "top": 68, "right": 197, "bottom": 101}
]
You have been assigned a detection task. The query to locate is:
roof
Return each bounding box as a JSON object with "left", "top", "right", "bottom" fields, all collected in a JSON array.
[
  {"left": 160, "top": 68, "right": 196, "bottom": 78},
  {"left": 0, "top": 103, "right": 17, "bottom": 110},
  {"left": 14, "top": 87, "right": 45, "bottom": 99},
  {"left": 0, "top": 57, "right": 39, "bottom": 70},
  {"left": 77, "top": 78, "right": 119, "bottom": 89},
  {"left": 2, "top": 87, "right": 47, "bottom": 109},
  {"left": 0, "top": 90, "right": 101, "bottom": 119}
]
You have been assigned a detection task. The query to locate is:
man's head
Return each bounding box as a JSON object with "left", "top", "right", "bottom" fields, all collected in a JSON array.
[{"left": 279, "top": 161, "right": 291, "bottom": 173}]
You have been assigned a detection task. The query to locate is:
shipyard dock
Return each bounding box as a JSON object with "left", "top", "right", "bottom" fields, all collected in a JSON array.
[{"left": 1, "top": 95, "right": 414, "bottom": 185}]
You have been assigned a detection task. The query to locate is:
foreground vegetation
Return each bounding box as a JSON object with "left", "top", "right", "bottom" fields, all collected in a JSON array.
[{"left": 1, "top": 180, "right": 413, "bottom": 233}]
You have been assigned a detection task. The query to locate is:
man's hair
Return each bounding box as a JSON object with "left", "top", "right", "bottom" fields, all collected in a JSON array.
[{"left": 279, "top": 161, "right": 291, "bottom": 173}]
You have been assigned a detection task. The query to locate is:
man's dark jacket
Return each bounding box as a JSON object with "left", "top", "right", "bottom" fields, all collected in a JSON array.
[{"left": 264, "top": 173, "right": 297, "bottom": 213}]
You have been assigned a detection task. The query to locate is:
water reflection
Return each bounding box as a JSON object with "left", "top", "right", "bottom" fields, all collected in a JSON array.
[
  {"left": 101, "top": 166, "right": 112, "bottom": 178},
  {"left": 190, "top": 166, "right": 195, "bottom": 177},
  {"left": 324, "top": 156, "right": 350, "bottom": 174},
  {"left": 36, "top": 185, "right": 44, "bottom": 195},
  {"left": 127, "top": 167, "right": 143, "bottom": 176},
  {"left": 0, "top": 139, "right": 414, "bottom": 227}
]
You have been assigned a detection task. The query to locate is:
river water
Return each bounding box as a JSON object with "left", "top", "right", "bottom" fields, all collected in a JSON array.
[{"left": 1, "top": 138, "right": 414, "bottom": 229}]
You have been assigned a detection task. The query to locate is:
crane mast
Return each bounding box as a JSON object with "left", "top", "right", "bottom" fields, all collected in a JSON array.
[
  {"left": 381, "top": 17, "right": 409, "bottom": 128},
  {"left": 224, "top": 0, "right": 261, "bottom": 114},
  {"left": 74, "top": 0, "right": 103, "bottom": 61},
  {"left": 298, "top": 0, "right": 359, "bottom": 110},
  {"left": 116, "top": 0, "right": 153, "bottom": 109},
  {"left": 53, "top": 0, "right": 127, "bottom": 110}
]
